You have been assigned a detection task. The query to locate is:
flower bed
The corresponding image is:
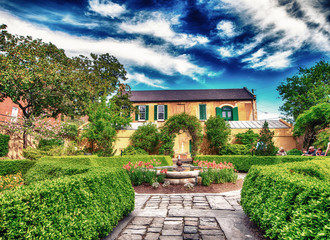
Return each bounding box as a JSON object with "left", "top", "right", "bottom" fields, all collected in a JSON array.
[
  {"left": 194, "top": 155, "right": 328, "bottom": 172},
  {"left": 195, "top": 160, "right": 238, "bottom": 186}
]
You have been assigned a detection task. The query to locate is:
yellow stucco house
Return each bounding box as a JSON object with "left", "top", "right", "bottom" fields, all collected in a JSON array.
[{"left": 114, "top": 88, "right": 296, "bottom": 156}]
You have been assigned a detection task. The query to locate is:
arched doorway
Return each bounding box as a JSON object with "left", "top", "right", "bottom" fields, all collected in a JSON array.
[{"left": 159, "top": 113, "right": 203, "bottom": 158}]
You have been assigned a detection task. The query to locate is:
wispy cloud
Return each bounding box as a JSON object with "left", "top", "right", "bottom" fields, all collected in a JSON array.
[
  {"left": 0, "top": 10, "right": 206, "bottom": 83},
  {"left": 213, "top": 0, "right": 330, "bottom": 69},
  {"left": 126, "top": 72, "right": 168, "bottom": 89},
  {"left": 120, "top": 12, "right": 209, "bottom": 47},
  {"left": 88, "top": 0, "right": 126, "bottom": 18},
  {"left": 216, "top": 20, "right": 238, "bottom": 38}
]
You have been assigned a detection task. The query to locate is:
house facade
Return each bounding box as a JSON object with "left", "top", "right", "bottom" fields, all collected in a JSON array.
[{"left": 114, "top": 88, "right": 296, "bottom": 157}]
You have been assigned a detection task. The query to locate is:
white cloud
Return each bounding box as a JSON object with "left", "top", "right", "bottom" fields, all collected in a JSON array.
[
  {"left": 88, "top": 0, "right": 126, "bottom": 18},
  {"left": 216, "top": 20, "right": 237, "bottom": 38},
  {"left": 218, "top": 46, "right": 234, "bottom": 58},
  {"left": 216, "top": 0, "right": 330, "bottom": 69},
  {"left": 0, "top": 10, "right": 206, "bottom": 81},
  {"left": 120, "top": 12, "right": 209, "bottom": 47},
  {"left": 126, "top": 72, "right": 168, "bottom": 89},
  {"left": 62, "top": 15, "right": 98, "bottom": 28},
  {"left": 243, "top": 49, "right": 292, "bottom": 70}
]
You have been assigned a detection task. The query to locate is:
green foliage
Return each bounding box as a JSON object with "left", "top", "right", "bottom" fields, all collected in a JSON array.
[
  {"left": 235, "top": 129, "right": 259, "bottom": 150},
  {"left": 205, "top": 116, "right": 231, "bottom": 153},
  {"left": 0, "top": 167, "right": 135, "bottom": 239},
  {"left": 241, "top": 160, "right": 329, "bottom": 239},
  {"left": 38, "top": 138, "right": 64, "bottom": 151},
  {"left": 0, "top": 134, "right": 10, "bottom": 157},
  {"left": 255, "top": 121, "right": 276, "bottom": 156},
  {"left": 277, "top": 59, "right": 330, "bottom": 122},
  {"left": 294, "top": 103, "right": 330, "bottom": 148},
  {"left": 219, "top": 144, "right": 250, "bottom": 155},
  {"left": 314, "top": 129, "right": 330, "bottom": 150},
  {"left": 130, "top": 123, "right": 160, "bottom": 154},
  {"left": 0, "top": 160, "right": 36, "bottom": 176},
  {"left": 83, "top": 96, "right": 132, "bottom": 156},
  {"left": 23, "top": 147, "right": 44, "bottom": 160},
  {"left": 59, "top": 121, "right": 79, "bottom": 140},
  {"left": 194, "top": 155, "right": 328, "bottom": 172},
  {"left": 122, "top": 145, "right": 148, "bottom": 155},
  {"left": 159, "top": 113, "right": 203, "bottom": 157},
  {"left": 287, "top": 148, "right": 303, "bottom": 155}
]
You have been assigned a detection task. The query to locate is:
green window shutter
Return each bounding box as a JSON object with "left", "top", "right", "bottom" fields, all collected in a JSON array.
[
  {"left": 128, "top": 111, "right": 131, "bottom": 118},
  {"left": 146, "top": 105, "right": 149, "bottom": 120},
  {"left": 216, "top": 107, "right": 221, "bottom": 117},
  {"left": 199, "top": 104, "right": 206, "bottom": 120},
  {"left": 154, "top": 105, "right": 158, "bottom": 120},
  {"left": 135, "top": 106, "right": 139, "bottom": 121},
  {"left": 233, "top": 107, "right": 239, "bottom": 121},
  {"left": 165, "top": 105, "right": 168, "bottom": 120}
]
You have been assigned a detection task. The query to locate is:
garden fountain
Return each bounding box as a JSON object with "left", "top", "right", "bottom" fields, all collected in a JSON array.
[{"left": 156, "top": 159, "right": 201, "bottom": 185}]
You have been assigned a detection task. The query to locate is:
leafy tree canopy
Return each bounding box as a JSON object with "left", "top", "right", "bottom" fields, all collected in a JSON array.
[
  {"left": 205, "top": 116, "right": 231, "bottom": 154},
  {"left": 293, "top": 102, "right": 330, "bottom": 148},
  {"left": 0, "top": 24, "right": 130, "bottom": 119},
  {"left": 255, "top": 121, "right": 276, "bottom": 156},
  {"left": 130, "top": 123, "right": 160, "bottom": 154},
  {"left": 277, "top": 59, "right": 329, "bottom": 122},
  {"left": 82, "top": 96, "right": 132, "bottom": 156},
  {"left": 0, "top": 25, "right": 132, "bottom": 148},
  {"left": 235, "top": 128, "right": 259, "bottom": 150}
]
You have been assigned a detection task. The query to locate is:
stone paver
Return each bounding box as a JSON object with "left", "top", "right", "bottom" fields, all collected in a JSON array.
[{"left": 105, "top": 188, "right": 265, "bottom": 240}]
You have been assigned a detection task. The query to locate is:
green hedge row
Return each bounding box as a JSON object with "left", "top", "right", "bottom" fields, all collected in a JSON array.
[
  {"left": 0, "top": 160, "right": 36, "bottom": 176},
  {"left": 194, "top": 155, "right": 328, "bottom": 172},
  {"left": 0, "top": 134, "right": 10, "bottom": 157},
  {"left": 0, "top": 167, "right": 135, "bottom": 239},
  {"left": 40, "top": 155, "right": 173, "bottom": 168},
  {"left": 241, "top": 160, "right": 329, "bottom": 239}
]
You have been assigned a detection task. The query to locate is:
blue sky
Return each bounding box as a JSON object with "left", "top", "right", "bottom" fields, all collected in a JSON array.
[{"left": 0, "top": 0, "right": 329, "bottom": 120}]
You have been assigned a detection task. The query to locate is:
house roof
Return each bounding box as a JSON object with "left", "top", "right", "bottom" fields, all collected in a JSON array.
[
  {"left": 229, "top": 120, "right": 290, "bottom": 129},
  {"left": 130, "top": 88, "right": 255, "bottom": 102}
]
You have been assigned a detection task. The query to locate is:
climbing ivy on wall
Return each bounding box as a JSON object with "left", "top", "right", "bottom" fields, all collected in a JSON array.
[{"left": 159, "top": 113, "right": 203, "bottom": 158}]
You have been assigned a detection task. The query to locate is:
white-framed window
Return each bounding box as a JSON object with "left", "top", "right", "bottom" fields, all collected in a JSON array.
[
  {"left": 11, "top": 107, "right": 18, "bottom": 122},
  {"left": 157, "top": 105, "right": 165, "bottom": 121},
  {"left": 139, "top": 105, "right": 146, "bottom": 121}
]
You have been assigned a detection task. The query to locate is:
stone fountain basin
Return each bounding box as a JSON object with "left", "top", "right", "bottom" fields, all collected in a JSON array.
[{"left": 164, "top": 170, "right": 199, "bottom": 179}]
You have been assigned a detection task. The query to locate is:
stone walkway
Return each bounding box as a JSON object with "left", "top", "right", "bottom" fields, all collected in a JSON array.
[{"left": 104, "top": 190, "right": 265, "bottom": 240}]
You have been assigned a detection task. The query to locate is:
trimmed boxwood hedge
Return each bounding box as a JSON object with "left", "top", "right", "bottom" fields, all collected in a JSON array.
[
  {"left": 241, "top": 160, "right": 329, "bottom": 239},
  {"left": 194, "top": 155, "right": 328, "bottom": 172},
  {"left": 0, "top": 134, "right": 10, "bottom": 157},
  {"left": 0, "top": 168, "right": 134, "bottom": 239},
  {"left": 0, "top": 160, "right": 36, "bottom": 175},
  {"left": 39, "top": 155, "right": 173, "bottom": 168},
  {"left": 0, "top": 154, "right": 171, "bottom": 239}
]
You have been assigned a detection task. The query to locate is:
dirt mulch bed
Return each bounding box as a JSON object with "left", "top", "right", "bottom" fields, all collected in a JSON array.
[{"left": 133, "top": 179, "right": 243, "bottom": 194}]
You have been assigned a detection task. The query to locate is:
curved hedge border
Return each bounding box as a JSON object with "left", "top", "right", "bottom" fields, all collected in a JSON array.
[
  {"left": 39, "top": 155, "right": 173, "bottom": 168},
  {"left": 0, "top": 167, "right": 134, "bottom": 239},
  {"left": 194, "top": 155, "right": 328, "bottom": 172},
  {"left": 0, "top": 160, "right": 36, "bottom": 175},
  {"left": 241, "top": 160, "right": 329, "bottom": 239}
]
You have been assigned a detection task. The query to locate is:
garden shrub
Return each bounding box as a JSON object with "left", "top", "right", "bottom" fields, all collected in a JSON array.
[
  {"left": 130, "top": 123, "right": 160, "bottom": 154},
  {"left": 219, "top": 144, "right": 250, "bottom": 155},
  {"left": 23, "top": 147, "right": 44, "bottom": 160},
  {"left": 38, "top": 138, "right": 64, "bottom": 151},
  {"left": 0, "top": 168, "right": 135, "bottom": 239},
  {"left": 0, "top": 159, "right": 36, "bottom": 176},
  {"left": 121, "top": 145, "right": 148, "bottom": 155},
  {"left": 241, "top": 160, "right": 329, "bottom": 239},
  {"left": 0, "top": 134, "right": 10, "bottom": 157},
  {"left": 194, "top": 155, "right": 328, "bottom": 172},
  {"left": 287, "top": 148, "right": 303, "bottom": 155}
]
